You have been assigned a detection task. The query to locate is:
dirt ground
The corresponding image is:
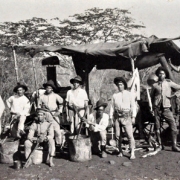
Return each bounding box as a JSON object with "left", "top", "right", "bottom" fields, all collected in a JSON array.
[{"left": 0, "top": 138, "right": 180, "bottom": 180}]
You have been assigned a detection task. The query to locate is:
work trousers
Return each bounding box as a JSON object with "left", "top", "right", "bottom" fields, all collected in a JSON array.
[
  {"left": 114, "top": 116, "right": 135, "bottom": 150},
  {"left": 11, "top": 115, "right": 26, "bottom": 131},
  {"left": 154, "top": 108, "right": 177, "bottom": 132},
  {"left": 89, "top": 130, "right": 107, "bottom": 153},
  {"left": 45, "top": 112, "right": 62, "bottom": 145},
  {"left": 90, "top": 130, "right": 107, "bottom": 146},
  {"left": 24, "top": 138, "right": 55, "bottom": 159},
  {"left": 68, "top": 109, "right": 85, "bottom": 134}
]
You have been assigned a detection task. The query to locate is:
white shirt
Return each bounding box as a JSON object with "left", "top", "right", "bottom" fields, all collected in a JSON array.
[
  {"left": 88, "top": 113, "right": 109, "bottom": 132},
  {"left": 109, "top": 90, "right": 136, "bottom": 119},
  {"left": 6, "top": 95, "right": 31, "bottom": 116},
  {"left": 66, "top": 87, "right": 88, "bottom": 108}
]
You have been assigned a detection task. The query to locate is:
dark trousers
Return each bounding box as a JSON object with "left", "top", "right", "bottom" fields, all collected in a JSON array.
[{"left": 154, "top": 108, "right": 177, "bottom": 132}]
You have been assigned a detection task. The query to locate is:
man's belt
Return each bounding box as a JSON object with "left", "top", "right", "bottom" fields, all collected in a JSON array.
[
  {"left": 114, "top": 109, "right": 131, "bottom": 118},
  {"left": 11, "top": 112, "right": 18, "bottom": 115},
  {"left": 68, "top": 105, "right": 85, "bottom": 112}
]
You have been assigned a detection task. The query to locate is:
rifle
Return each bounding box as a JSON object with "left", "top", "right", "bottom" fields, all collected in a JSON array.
[
  {"left": 23, "top": 123, "right": 52, "bottom": 168},
  {"left": 23, "top": 139, "right": 40, "bottom": 168},
  {"left": 42, "top": 103, "right": 69, "bottom": 133}
]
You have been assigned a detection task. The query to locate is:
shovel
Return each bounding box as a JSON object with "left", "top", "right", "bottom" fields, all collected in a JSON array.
[{"left": 109, "top": 127, "right": 116, "bottom": 147}]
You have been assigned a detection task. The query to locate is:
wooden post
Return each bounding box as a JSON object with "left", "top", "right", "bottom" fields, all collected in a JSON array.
[
  {"left": 85, "top": 71, "right": 89, "bottom": 97},
  {"left": 32, "top": 57, "right": 38, "bottom": 90},
  {"left": 12, "top": 46, "right": 19, "bottom": 83},
  {"left": 130, "top": 58, "right": 135, "bottom": 73},
  {"left": 85, "top": 58, "right": 89, "bottom": 97}
]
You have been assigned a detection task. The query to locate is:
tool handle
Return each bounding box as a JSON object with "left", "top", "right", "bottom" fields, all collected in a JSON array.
[{"left": 111, "top": 127, "right": 114, "bottom": 139}]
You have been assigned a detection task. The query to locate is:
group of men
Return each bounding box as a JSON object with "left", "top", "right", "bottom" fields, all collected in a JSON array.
[{"left": 4, "top": 65, "right": 180, "bottom": 167}]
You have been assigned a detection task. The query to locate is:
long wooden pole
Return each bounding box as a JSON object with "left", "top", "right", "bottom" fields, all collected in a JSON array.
[
  {"left": 31, "top": 57, "right": 39, "bottom": 107},
  {"left": 32, "top": 57, "right": 38, "bottom": 91},
  {"left": 12, "top": 46, "right": 19, "bottom": 83},
  {"left": 130, "top": 58, "right": 135, "bottom": 73}
]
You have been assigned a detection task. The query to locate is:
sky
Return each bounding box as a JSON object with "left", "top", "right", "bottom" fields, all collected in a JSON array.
[{"left": 0, "top": 0, "right": 180, "bottom": 38}]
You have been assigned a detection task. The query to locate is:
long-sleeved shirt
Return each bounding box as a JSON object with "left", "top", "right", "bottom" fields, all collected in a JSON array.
[
  {"left": 88, "top": 113, "right": 109, "bottom": 132},
  {"left": 6, "top": 95, "right": 30, "bottom": 116},
  {"left": 38, "top": 92, "right": 63, "bottom": 111},
  {"left": 151, "top": 79, "right": 180, "bottom": 108},
  {"left": 109, "top": 90, "right": 136, "bottom": 119},
  {"left": 27, "top": 121, "right": 54, "bottom": 141}
]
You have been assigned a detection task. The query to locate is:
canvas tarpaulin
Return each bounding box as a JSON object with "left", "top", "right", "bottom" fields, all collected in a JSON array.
[{"left": 14, "top": 35, "right": 180, "bottom": 74}]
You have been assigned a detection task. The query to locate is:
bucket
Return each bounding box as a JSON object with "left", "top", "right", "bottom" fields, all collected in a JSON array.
[
  {"left": 68, "top": 135, "right": 92, "bottom": 162},
  {"left": 14, "top": 160, "right": 21, "bottom": 170},
  {"left": 31, "top": 149, "right": 48, "bottom": 164}
]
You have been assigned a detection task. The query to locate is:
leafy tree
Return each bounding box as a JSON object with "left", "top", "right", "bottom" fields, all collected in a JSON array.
[{"left": 0, "top": 7, "right": 146, "bottom": 104}]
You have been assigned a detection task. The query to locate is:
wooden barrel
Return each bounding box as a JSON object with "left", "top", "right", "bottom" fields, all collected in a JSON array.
[
  {"left": 68, "top": 135, "right": 92, "bottom": 162},
  {"left": 0, "top": 138, "right": 19, "bottom": 164}
]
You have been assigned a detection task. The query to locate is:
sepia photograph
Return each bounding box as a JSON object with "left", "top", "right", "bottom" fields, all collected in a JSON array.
[{"left": 0, "top": 0, "right": 180, "bottom": 179}]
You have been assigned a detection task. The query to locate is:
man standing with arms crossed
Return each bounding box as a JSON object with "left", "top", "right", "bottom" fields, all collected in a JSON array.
[
  {"left": 109, "top": 77, "right": 136, "bottom": 159},
  {"left": 38, "top": 80, "right": 63, "bottom": 146}
]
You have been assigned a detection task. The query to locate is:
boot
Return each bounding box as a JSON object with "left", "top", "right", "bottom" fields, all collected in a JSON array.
[
  {"left": 171, "top": 131, "right": 180, "bottom": 152},
  {"left": 101, "top": 145, "right": 107, "bottom": 158}
]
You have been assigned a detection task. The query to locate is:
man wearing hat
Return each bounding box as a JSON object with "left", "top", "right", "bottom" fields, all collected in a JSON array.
[
  {"left": 65, "top": 75, "right": 89, "bottom": 134},
  {"left": 109, "top": 77, "right": 136, "bottom": 159},
  {"left": 24, "top": 108, "right": 55, "bottom": 167},
  {"left": 6, "top": 83, "right": 31, "bottom": 138},
  {"left": 85, "top": 99, "right": 109, "bottom": 158},
  {"left": 151, "top": 66, "right": 180, "bottom": 152},
  {"left": 38, "top": 80, "right": 63, "bottom": 145}
]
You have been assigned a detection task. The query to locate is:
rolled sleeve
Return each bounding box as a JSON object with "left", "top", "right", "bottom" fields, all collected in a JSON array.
[
  {"left": 170, "top": 81, "right": 180, "bottom": 90},
  {"left": 94, "top": 114, "right": 109, "bottom": 132}
]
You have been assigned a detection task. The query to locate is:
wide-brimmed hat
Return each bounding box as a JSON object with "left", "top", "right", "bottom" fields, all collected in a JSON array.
[
  {"left": 43, "top": 80, "right": 57, "bottom": 91},
  {"left": 13, "top": 83, "right": 28, "bottom": 93},
  {"left": 113, "top": 77, "right": 127, "bottom": 89},
  {"left": 70, "top": 75, "right": 82, "bottom": 84},
  {"left": 94, "top": 99, "right": 108, "bottom": 110},
  {"left": 36, "top": 108, "right": 48, "bottom": 114},
  {"left": 155, "top": 67, "right": 169, "bottom": 78}
]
